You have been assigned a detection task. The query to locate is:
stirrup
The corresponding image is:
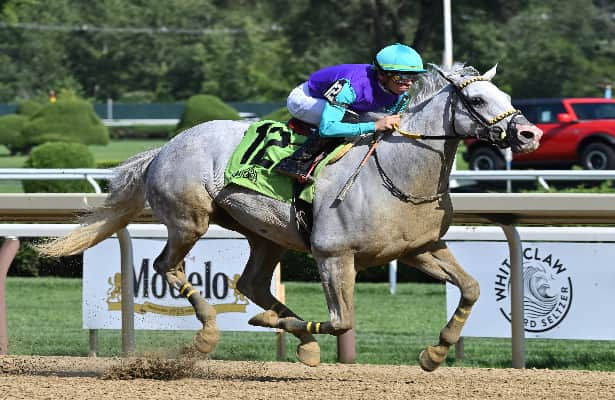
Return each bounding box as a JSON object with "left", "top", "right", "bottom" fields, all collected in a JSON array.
[{"left": 275, "top": 167, "right": 314, "bottom": 184}]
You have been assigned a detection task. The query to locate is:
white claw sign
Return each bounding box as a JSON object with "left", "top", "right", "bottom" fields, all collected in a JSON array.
[{"left": 446, "top": 241, "right": 615, "bottom": 340}]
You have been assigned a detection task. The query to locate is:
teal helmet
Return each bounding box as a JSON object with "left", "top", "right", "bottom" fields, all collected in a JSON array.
[{"left": 374, "top": 43, "right": 426, "bottom": 73}]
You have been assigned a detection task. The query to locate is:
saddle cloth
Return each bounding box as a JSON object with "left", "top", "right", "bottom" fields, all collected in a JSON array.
[{"left": 224, "top": 120, "right": 347, "bottom": 204}]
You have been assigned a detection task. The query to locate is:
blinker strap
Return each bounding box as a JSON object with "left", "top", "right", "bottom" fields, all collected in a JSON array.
[{"left": 455, "top": 78, "right": 518, "bottom": 127}]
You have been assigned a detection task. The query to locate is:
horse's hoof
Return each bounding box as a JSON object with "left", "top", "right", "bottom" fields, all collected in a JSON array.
[
  {"left": 194, "top": 323, "right": 220, "bottom": 354},
  {"left": 248, "top": 310, "right": 279, "bottom": 328},
  {"left": 418, "top": 349, "right": 441, "bottom": 372},
  {"left": 296, "top": 340, "right": 320, "bottom": 367}
]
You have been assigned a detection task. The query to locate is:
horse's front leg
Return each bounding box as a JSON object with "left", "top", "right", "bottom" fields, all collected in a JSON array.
[
  {"left": 400, "top": 242, "right": 480, "bottom": 372},
  {"left": 277, "top": 252, "right": 356, "bottom": 336}
]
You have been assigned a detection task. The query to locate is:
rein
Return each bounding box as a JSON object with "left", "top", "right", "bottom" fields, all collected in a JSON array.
[
  {"left": 373, "top": 147, "right": 448, "bottom": 203},
  {"left": 375, "top": 74, "right": 518, "bottom": 203}
]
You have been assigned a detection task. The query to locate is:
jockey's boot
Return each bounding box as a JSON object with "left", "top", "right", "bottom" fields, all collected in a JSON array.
[{"left": 274, "top": 135, "right": 335, "bottom": 183}]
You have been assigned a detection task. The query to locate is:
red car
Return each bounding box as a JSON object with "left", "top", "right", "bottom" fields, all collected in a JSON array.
[{"left": 464, "top": 98, "right": 615, "bottom": 170}]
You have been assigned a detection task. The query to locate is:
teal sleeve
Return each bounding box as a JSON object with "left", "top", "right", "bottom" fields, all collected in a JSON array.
[
  {"left": 386, "top": 93, "right": 410, "bottom": 114},
  {"left": 318, "top": 81, "right": 377, "bottom": 137}
]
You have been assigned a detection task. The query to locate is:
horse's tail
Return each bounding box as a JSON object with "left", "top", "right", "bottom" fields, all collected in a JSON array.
[{"left": 36, "top": 148, "right": 161, "bottom": 257}]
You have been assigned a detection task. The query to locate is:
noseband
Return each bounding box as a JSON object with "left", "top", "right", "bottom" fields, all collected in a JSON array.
[{"left": 451, "top": 76, "right": 521, "bottom": 147}]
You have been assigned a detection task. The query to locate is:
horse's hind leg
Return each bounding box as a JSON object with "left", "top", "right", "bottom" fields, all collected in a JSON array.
[
  {"left": 400, "top": 242, "right": 480, "bottom": 372},
  {"left": 237, "top": 235, "right": 320, "bottom": 366},
  {"left": 153, "top": 217, "right": 220, "bottom": 354}
]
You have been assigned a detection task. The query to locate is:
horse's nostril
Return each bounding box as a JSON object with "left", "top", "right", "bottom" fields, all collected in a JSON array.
[{"left": 521, "top": 131, "right": 535, "bottom": 139}]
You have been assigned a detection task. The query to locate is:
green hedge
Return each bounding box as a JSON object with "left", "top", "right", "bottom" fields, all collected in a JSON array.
[
  {"left": 20, "top": 99, "right": 109, "bottom": 151},
  {"left": 0, "top": 114, "right": 27, "bottom": 154},
  {"left": 17, "top": 100, "right": 43, "bottom": 116},
  {"left": 110, "top": 124, "right": 175, "bottom": 140},
  {"left": 173, "top": 94, "right": 240, "bottom": 136},
  {"left": 22, "top": 142, "right": 96, "bottom": 193},
  {"left": 8, "top": 239, "right": 82, "bottom": 277}
]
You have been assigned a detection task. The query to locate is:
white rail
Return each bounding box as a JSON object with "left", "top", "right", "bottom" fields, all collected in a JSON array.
[
  {"left": 1, "top": 169, "right": 614, "bottom": 194},
  {"left": 0, "top": 168, "right": 113, "bottom": 193},
  {"left": 450, "top": 170, "right": 615, "bottom": 190}
]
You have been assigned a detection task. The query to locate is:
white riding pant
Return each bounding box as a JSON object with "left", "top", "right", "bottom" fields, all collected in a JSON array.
[{"left": 286, "top": 82, "right": 326, "bottom": 125}]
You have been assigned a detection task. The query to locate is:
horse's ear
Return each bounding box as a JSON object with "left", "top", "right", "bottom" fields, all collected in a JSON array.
[{"left": 483, "top": 64, "right": 498, "bottom": 80}]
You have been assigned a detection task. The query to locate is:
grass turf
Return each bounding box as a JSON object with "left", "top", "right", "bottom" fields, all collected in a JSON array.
[{"left": 5, "top": 278, "right": 615, "bottom": 370}]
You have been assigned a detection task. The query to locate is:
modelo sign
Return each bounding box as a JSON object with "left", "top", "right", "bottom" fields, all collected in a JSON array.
[
  {"left": 83, "top": 237, "right": 273, "bottom": 331},
  {"left": 445, "top": 241, "right": 615, "bottom": 340}
]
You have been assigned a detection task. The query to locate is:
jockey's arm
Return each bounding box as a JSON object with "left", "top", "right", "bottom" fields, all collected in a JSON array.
[{"left": 318, "top": 80, "right": 376, "bottom": 138}]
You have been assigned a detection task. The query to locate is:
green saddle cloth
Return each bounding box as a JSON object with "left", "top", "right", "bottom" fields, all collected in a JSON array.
[{"left": 224, "top": 120, "right": 342, "bottom": 204}]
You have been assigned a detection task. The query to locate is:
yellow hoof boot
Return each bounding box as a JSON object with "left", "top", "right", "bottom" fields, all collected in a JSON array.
[{"left": 419, "top": 349, "right": 442, "bottom": 372}]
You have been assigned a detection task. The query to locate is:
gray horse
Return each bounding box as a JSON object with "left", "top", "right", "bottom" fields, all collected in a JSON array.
[{"left": 38, "top": 64, "right": 541, "bottom": 371}]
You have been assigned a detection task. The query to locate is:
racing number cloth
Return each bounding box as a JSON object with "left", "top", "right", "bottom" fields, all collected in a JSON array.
[
  {"left": 224, "top": 120, "right": 344, "bottom": 204},
  {"left": 225, "top": 120, "right": 306, "bottom": 203}
]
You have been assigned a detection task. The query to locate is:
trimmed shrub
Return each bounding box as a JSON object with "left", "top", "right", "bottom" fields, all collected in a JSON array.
[
  {"left": 96, "top": 160, "right": 122, "bottom": 169},
  {"left": 17, "top": 100, "right": 43, "bottom": 116},
  {"left": 0, "top": 114, "right": 28, "bottom": 154},
  {"left": 110, "top": 124, "right": 174, "bottom": 140},
  {"left": 173, "top": 94, "right": 240, "bottom": 136},
  {"left": 22, "top": 142, "right": 96, "bottom": 193},
  {"left": 8, "top": 241, "right": 41, "bottom": 277},
  {"left": 8, "top": 239, "right": 82, "bottom": 277},
  {"left": 261, "top": 106, "right": 292, "bottom": 122},
  {"left": 21, "top": 99, "right": 109, "bottom": 149}
]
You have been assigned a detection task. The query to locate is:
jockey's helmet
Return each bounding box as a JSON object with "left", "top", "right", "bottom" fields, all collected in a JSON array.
[{"left": 374, "top": 43, "right": 426, "bottom": 73}]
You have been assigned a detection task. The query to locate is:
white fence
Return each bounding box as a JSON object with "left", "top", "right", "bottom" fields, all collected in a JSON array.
[
  {"left": 450, "top": 170, "right": 615, "bottom": 191},
  {"left": 2, "top": 168, "right": 615, "bottom": 193}
]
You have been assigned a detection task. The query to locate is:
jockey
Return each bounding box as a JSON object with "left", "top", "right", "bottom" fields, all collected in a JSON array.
[{"left": 275, "top": 43, "right": 427, "bottom": 181}]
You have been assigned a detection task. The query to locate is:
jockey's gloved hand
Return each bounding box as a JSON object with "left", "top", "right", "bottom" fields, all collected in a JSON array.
[{"left": 375, "top": 114, "right": 400, "bottom": 132}]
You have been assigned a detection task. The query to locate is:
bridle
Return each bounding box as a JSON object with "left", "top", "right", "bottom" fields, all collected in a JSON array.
[
  {"left": 450, "top": 76, "right": 521, "bottom": 148},
  {"left": 395, "top": 74, "right": 521, "bottom": 148},
  {"left": 377, "top": 72, "right": 522, "bottom": 203}
]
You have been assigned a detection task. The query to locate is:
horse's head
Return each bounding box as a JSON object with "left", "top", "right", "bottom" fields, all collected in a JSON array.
[{"left": 432, "top": 64, "right": 542, "bottom": 154}]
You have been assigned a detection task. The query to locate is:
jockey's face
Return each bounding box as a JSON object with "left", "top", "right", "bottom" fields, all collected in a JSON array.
[{"left": 378, "top": 72, "right": 418, "bottom": 95}]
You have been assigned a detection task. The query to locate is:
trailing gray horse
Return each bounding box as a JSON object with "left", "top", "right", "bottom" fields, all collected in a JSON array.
[{"left": 38, "top": 64, "right": 541, "bottom": 371}]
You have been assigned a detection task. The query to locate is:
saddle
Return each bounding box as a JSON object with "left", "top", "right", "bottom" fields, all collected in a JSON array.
[
  {"left": 224, "top": 119, "right": 352, "bottom": 204},
  {"left": 287, "top": 117, "right": 317, "bottom": 137}
]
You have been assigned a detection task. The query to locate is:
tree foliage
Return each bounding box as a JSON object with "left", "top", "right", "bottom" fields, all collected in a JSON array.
[{"left": 0, "top": 0, "right": 614, "bottom": 103}]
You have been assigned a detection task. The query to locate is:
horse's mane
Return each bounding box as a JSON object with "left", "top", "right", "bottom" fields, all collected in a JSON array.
[{"left": 408, "top": 62, "right": 480, "bottom": 107}]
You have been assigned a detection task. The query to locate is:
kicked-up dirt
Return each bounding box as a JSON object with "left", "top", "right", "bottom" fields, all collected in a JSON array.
[{"left": 1, "top": 355, "right": 614, "bottom": 400}]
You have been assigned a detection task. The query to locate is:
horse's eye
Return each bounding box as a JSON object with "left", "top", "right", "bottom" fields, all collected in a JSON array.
[{"left": 470, "top": 97, "right": 485, "bottom": 106}]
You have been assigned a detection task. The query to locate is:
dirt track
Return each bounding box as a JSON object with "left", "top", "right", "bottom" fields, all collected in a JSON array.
[{"left": 1, "top": 356, "right": 614, "bottom": 400}]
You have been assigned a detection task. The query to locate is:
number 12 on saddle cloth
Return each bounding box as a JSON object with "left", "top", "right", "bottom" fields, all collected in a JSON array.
[{"left": 224, "top": 120, "right": 348, "bottom": 204}]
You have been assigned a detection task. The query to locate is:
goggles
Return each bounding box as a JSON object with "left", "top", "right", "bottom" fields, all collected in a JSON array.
[{"left": 388, "top": 72, "right": 421, "bottom": 84}]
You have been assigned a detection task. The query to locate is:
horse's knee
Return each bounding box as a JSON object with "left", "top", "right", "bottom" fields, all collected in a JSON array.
[{"left": 462, "top": 277, "right": 480, "bottom": 306}]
